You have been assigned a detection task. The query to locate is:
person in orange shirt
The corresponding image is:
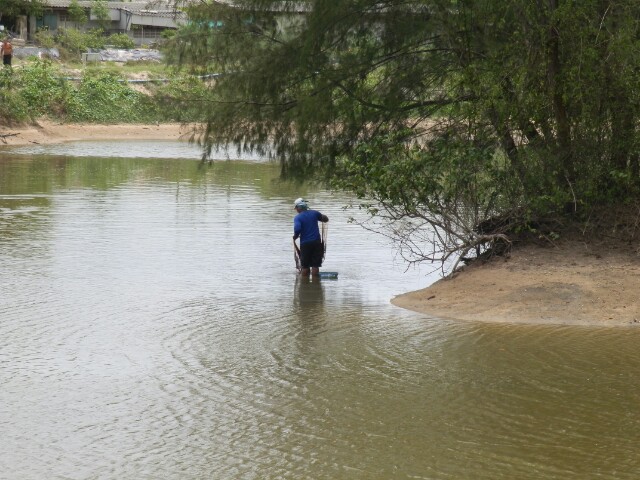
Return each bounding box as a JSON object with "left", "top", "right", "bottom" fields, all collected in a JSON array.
[{"left": 1, "top": 38, "right": 13, "bottom": 66}]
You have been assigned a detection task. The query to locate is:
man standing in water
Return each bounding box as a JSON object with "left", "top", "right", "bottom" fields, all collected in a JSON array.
[{"left": 293, "top": 198, "right": 329, "bottom": 277}]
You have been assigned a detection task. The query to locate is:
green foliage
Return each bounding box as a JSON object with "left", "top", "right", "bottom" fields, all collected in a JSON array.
[
  {"left": 54, "top": 28, "right": 104, "bottom": 56},
  {"left": 50, "top": 28, "right": 134, "bottom": 57},
  {"left": 66, "top": 73, "right": 154, "bottom": 122},
  {"left": 16, "top": 61, "right": 71, "bottom": 117},
  {"left": 169, "top": 0, "right": 640, "bottom": 219},
  {"left": 91, "top": 0, "right": 110, "bottom": 31},
  {"left": 150, "top": 76, "right": 210, "bottom": 122},
  {"left": 105, "top": 33, "right": 135, "bottom": 49},
  {"left": 0, "top": 61, "right": 70, "bottom": 119},
  {"left": 34, "top": 28, "right": 55, "bottom": 49},
  {"left": 0, "top": 59, "right": 209, "bottom": 124},
  {"left": 333, "top": 130, "right": 513, "bottom": 221},
  {"left": 160, "top": 29, "right": 177, "bottom": 40},
  {"left": 84, "top": 60, "right": 164, "bottom": 76},
  {"left": 67, "top": 0, "right": 87, "bottom": 25},
  {"left": 0, "top": 0, "right": 44, "bottom": 19},
  {"left": 0, "top": 69, "right": 30, "bottom": 122}
]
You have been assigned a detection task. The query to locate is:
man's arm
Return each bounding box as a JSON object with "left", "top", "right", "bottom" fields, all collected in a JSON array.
[{"left": 293, "top": 217, "right": 301, "bottom": 240}]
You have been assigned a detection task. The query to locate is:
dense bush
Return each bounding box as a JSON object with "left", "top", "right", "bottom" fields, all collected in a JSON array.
[
  {"left": 54, "top": 28, "right": 105, "bottom": 57},
  {"left": 0, "top": 69, "right": 30, "bottom": 123},
  {"left": 35, "top": 28, "right": 136, "bottom": 55},
  {"left": 105, "top": 33, "right": 135, "bottom": 49},
  {"left": 0, "top": 60, "right": 207, "bottom": 124},
  {"left": 33, "top": 29, "right": 55, "bottom": 49},
  {"left": 150, "top": 77, "right": 210, "bottom": 122},
  {"left": 66, "top": 73, "right": 155, "bottom": 122},
  {"left": 18, "top": 61, "right": 71, "bottom": 116},
  {"left": 0, "top": 62, "right": 70, "bottom": 119}
]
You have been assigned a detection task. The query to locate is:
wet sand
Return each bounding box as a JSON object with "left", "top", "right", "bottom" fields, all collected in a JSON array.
[
  {"left": 0, "top": 120, "right": 192, "bottom": 146},
  {"left": 392, "top": 240, "right": 640, "bottom": 326}
]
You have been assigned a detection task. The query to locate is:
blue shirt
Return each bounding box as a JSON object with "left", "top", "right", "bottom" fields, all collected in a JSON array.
[{"left": 293, "top": 209, "right": 324, "bottom": 244}]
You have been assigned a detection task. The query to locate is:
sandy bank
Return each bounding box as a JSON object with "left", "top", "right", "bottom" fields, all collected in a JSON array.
[
  {"left": 0, "top": 120, "right": 193, "bottom": 146},
  {"left": 392, "top": 240, "right": 640, "bottom": 327}
]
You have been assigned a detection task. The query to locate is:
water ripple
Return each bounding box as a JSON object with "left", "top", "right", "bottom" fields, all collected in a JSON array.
[{"left": 2, "top": 151, "right": 640, "bottom": 479}]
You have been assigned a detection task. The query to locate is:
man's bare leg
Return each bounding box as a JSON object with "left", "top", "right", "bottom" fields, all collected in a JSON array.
[{"left": 311, "top": 267, "right": 320, "bottom": 277}]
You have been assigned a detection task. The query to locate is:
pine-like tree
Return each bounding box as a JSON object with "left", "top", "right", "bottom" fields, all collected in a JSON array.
[{"left": 167, "top": 0, "right": 640, "bottom": 269}]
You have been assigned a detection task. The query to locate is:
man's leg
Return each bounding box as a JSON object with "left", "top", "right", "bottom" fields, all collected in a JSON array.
[
  {"left": 300, "top": 268, "right": 310, "bottom": 276},
  {"left": 310, "top": 240, "right": 324, "bottom": 276}
]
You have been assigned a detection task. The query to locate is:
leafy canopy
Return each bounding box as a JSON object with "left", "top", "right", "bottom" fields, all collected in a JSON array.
[
  {"left": 67, "top": 0, "right": 88, "bottom": 25},
  {"left": 167, "top": 0, "right": 640, "bottom": 267},
  {"left": 0, "top": 0, "right": 44, "bottom": 22}
]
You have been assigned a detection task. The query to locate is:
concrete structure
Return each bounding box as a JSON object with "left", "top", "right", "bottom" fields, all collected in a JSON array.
[{"left": 32, "top": 0, "right": 186, "bottom": 46}]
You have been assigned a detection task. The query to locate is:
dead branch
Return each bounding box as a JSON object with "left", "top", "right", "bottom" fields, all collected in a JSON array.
[{"left": 0, "top": 133, "right": 19, "bottom": 144}]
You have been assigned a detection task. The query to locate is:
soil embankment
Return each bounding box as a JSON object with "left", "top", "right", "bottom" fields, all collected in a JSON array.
[{"left": 0, "top": 120, "right": 191, "bottom": 146}]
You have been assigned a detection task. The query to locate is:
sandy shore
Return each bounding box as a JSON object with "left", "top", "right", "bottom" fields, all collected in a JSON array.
[
  {"left": 0, "top": 120, "right": 193, "bottom": 146},
  {"left": 392, "top": 240, "right": 640, "bottom": 327},
  {"left": 3, "top": 120, "right": 639, "bottom": 327}
]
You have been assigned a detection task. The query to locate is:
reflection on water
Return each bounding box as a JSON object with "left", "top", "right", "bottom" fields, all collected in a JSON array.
[
  {"left": 294, "top": 275, "right": 326, "bottom": 306},
  {"left": 1, "top": 145, "right": 640, "bottom": 479},
  {"left": 4, "top": 139, "right": 270, "bottom": 162}
]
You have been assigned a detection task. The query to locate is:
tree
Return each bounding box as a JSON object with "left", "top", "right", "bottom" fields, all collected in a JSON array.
[
  {"left": 167, "top": 0, "right": 640, "bottom": 271},
  {"left": 91, "top": 0, "right": 110, "bottom": 32},
  {"left": 67, "top": 0, "right": 87, "bottom": 26},
  {"left": 0, "top": 0, "right": 44, "bottom": 26}
]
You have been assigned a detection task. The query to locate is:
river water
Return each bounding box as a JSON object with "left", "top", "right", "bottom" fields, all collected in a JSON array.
[{"left": 1, "top": 141, "right": 639, "bottom": 479}]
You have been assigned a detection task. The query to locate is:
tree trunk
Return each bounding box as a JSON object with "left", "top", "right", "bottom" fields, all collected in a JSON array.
[{"left": 547, "top": 0, "right": 573, "bottom": 183}]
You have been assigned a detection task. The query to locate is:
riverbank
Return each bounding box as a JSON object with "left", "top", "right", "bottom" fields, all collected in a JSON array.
[
  {"left": 392, "top": 238, "right": 640, "bottom": 326},
  {"left": 0, "top": 120, "right": 192, "bottom": 146},
  {"left": 4, "top": 120, "right": 639, "bottom": 326}
]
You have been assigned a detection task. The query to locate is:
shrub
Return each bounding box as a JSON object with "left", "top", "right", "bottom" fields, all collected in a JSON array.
[
  {"left": 54, "top": 28, "right": 105, "bottom": 57},
  {"left": 66, "top": 73, "right": 155, "bottom": 122},
  {"left": 150, "top": 77, "right": 210, "bottom": 122},
  {"left": 34, "top": 29, "right": 55, "bottom": 49},
  {"left": 0, "top": 69, "right": 29, "bottom": 122},
  {"left": 0, "top": 53, "right": 208, "bottom": 124},
  {"left": 106, "top": 33, "right": 135, "bottom": 49},
  {"left": 161, "top": 29, "right": 177, "bottom": 40},
  {"left": 23, "top": 62, "right": 68, "bottom": 116}
]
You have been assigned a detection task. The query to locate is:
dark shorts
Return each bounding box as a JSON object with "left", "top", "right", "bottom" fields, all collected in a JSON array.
[
  {"left": 300, "top": 240, "right": 324, "bottom": 268},
  {"left": 3, "top": 55, "right": 11, "bottom": 65}
]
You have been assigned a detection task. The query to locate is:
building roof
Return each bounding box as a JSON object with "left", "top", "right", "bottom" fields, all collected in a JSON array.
[
  {"left": 45, "top": 0, "right": 147, "bottom": 8},
  {"left": 43, "top": 0, "right": 186, "bottom": 19},
  {"left": 43, "top": 0, "right": 306, "bottom": 17}
]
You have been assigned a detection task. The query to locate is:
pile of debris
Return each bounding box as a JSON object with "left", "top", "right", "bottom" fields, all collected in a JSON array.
[
  {"left": 87, "top": 48, "right": 163, "bottom": 62},
  {"left": 13, "top": 46, "right": 60, "bottom": 59},
  {"left": 11, "top": 47, "right": 163, "bottom": 63}
]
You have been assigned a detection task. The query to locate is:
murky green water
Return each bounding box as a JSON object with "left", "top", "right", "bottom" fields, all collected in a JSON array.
[{"left": 1, "top": 141, "right": 640, "bottom": 479}]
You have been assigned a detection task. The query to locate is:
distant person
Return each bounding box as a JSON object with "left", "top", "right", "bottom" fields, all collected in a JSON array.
[
  {"left": 293, "top": 198, "right": 329, "bottom": 277},
  {"left": 1, "top": 38, "right": 13, "bottom": 66}
]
